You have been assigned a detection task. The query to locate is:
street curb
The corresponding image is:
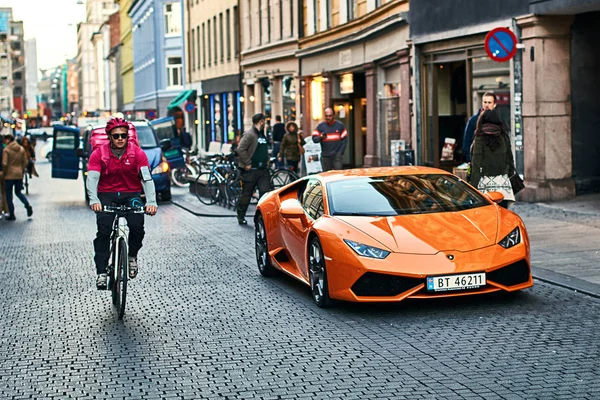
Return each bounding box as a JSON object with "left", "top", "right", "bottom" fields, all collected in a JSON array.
[
  {"left": 532, "top": 266, "right": 600, "bottom": 299},
  {"left": 171, "top": 200, "right": 254, "bottom": 218}
]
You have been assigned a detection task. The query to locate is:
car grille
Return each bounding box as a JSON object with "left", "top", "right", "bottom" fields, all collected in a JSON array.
[
  {"left": 487, "top": 260, "right": 530, "bottom": 286},
  {"left": 351, "top": 272, "right": 423, "bottom": 297}
]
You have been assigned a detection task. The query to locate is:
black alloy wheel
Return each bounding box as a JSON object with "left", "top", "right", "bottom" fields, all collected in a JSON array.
[
  {"left": 255, "top": 215, "right": 277, "bottom": 277},
  {"left": 308, "top": 237, "right": 332, "bottom": 308}
]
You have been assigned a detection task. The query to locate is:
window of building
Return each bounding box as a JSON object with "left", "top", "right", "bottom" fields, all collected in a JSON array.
[
  {"left": 191, "top": 28, "right": 196, "bottom": 72},
  {"left": 312, "top": 0, "right": 318, "bottom": 33},
  {"left": 234, "top": 6, "right": 240, "bottom": 57},
  {"left": 166, "top": 57, "right": 183, "bottom": 87},
  {"left": 11, "top": 41, "right": 20, "bottom": 51},
  {"left": 259, "top": 0, "right": 263, "bottom": 45},
  {"left": 13, "top": 71, "right": 22, "bottom": 80},
  {"left": 164, "top": 3, "right": 182, "bottom": 36},
  {"left": 290, "top": 0, "right": 294, "bottom": 37},
  {"left": 347, "top": 0, "right": 357, "bottom": 21},
  {"left": 14, "top": 87, "right": 22, "bottom": 96},
  {"left": 279, "top": 0, "right": 283, "bottom": 39},
  {"left": 213, "top": 16, "right": 217, "bottom": 64},
  {"left": 197, "top": 26, "right": 201, "bottom": 70},
  {"left": 267, "top": 0, "right": 271, "bottom": 43},
  {"left": 202, "top": 23, "right": 206, "bottom": 68},
  {"left": 226, "top": 9, "right": 231, "bottom": 61},
  {"left": 207, "top": 20, "right": 211, "bottom": 66},
  {"left": 219, "top": 13, "right": 224, "bottom": 63}
]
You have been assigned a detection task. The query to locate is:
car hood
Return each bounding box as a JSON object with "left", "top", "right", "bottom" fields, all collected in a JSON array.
[
  {"left": 335, "top": 206, "right": 499, "bottom": 255},
  {"left": 143, "top": 147, "right": 162, "bottom": 170}
]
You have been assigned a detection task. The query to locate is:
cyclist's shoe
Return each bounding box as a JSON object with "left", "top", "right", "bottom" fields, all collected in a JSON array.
[
  {"left": 6, "top": 214, "right": 16, "bottom": 221},
  {"left": 26, "top": 205, "right": 33, "bottom": 217},
  {"left": 129, "top": 257, "right": 138, "bottom": 279},
  {"left": 96, "top": 273, "right": 108, "bottom": 290}
]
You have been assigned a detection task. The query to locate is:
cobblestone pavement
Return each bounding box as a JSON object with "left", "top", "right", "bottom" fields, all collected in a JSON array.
[{"left": 0, "top": 162, "right": 599, "bottom": 399}]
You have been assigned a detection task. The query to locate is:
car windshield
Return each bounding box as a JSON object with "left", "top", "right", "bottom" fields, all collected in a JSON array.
[
  {"left": 328, "top": 174, "right": 489, "bottom": 216},
  {"left": 135, "top": 125, "right": 158, "bottom": 149}
]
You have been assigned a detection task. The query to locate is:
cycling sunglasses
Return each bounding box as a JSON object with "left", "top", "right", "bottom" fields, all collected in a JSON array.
[{"left": 111, "top": 133, "right": 128, "bottom": 140}]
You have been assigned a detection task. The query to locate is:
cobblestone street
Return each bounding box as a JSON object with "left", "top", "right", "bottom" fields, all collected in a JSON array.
[{"left": 1, "top": 161, "right": 599, "bottom": 399}]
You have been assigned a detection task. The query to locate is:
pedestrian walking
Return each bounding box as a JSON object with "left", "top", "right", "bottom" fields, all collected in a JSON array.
[
  {"left": 1, "top": 133, "right": 32, "bottom": 220},
  {"left": 236, "top": 113, "right": 271, "bottom": 225},
  {"left": 462, "top": 92, "right": 497, "bottom": 163},
  {"left": 277, "top": 121, "right": 305, "bottom": 173},
  {"left": 312, "top": 107, "right": 348, "bottom": 171},
  {"left": 0, "top": 135, "right": 9, "bottom": 218},
  {"left": 271, "top": 115, "right": 286, "bottom": 168},
  {"left": 467, "top": 109, "right": 515, "bottom": 209},
  {"left": 21, "top": 136, "right": 38, "bottom": 178}
]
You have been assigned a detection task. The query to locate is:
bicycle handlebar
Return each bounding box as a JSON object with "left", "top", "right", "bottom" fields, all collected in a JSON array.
[{"left": 103, "top": 205, "right": 146, "bottom": 214}]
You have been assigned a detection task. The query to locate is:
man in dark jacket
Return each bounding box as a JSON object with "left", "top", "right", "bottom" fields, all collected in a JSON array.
[
  {"left": 271, "top": 115, "right": 285, "bottom": 168},
  {"left": 236, "top": 113, "right": 271, "bottom": 225},
  {"left": 462, "top": 92, "right": 497, "bottom": 162},
  {"left": 312, "top": 107, "right": 347, "bottom": 171}
]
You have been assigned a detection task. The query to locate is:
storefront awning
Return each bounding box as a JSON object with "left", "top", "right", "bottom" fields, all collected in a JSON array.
[{"left": 167, "top": 89, "right": 197, "bottom": 110}]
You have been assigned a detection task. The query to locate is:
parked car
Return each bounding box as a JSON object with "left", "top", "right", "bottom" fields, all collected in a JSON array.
[{"left": 50, "top": 122, "right": 172, "bottom": 203}]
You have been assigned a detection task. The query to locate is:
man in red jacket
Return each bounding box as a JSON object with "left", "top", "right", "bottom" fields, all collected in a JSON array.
[{"left": 312, "top": 107, "right": 348, "bottom": 171}]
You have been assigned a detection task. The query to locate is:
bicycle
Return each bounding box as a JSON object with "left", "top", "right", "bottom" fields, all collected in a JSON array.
[
  {"left": 23, "top": 172, "right": 29, "bottom": 195},
  {"left": 103, "top": 204, "right": 145, "bottom": 319},
  {"left": 193, "top": 154, "right": 236, "bottom": 205}
]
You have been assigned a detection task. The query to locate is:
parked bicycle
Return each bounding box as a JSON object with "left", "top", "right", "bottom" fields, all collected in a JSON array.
[
  {"left": 170, "top": 149, "right": 201, "bottom": 187},
  {"left": 103, "top": 204, "right": 145, "bottom": 319}
]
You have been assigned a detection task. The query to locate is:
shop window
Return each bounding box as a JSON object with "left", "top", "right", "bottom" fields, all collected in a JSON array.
[
  {"left": 379, "top": 83, "right": 401, "bottom": 166},
  {"left": 164, "top": 3, "right": 182, "bottom": 36},
  {"left": 166, "top": 57, "right": 182, "bottom": 88},
  {"left": 282, "top": 76, "right": 297, "bottom": 122}
]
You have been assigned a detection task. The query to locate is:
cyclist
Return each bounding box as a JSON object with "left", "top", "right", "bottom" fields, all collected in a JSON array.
[{"left": 86, "top": 117, "right": 158, "bottom": 290}]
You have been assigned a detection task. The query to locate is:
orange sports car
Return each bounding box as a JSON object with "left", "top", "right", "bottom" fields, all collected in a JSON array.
[{"left": 254, "top": 166, "right": 533, "bottom": 307}]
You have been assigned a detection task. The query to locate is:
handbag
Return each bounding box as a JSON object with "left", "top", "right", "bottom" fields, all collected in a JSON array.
[
  {"left": 478, "top": 174, "right": 515, "bottom": 202},
  {"left": 510, "top": 172, "right": 525, "bottom": 195}
]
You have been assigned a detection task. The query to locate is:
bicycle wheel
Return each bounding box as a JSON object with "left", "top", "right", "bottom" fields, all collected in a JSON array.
[
  {"left": 113, "top": 238, "right": 128, "bottom": 319},
  {"left": 194, "top": 172, "right": 220, "bottom": 205},
  {"left": 270, "top": 169, "right": 298, "bottom": 190},
  {"left": 24, "top": 174, "right": 29, "bottom": 195},
  {"left": 225, "top": 173, "right": 243, "bottom": 209}
]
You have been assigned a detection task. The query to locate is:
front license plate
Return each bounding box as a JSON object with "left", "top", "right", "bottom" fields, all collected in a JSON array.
[{"left": 426, "top": 272, "right": 486, "bottom": 292}]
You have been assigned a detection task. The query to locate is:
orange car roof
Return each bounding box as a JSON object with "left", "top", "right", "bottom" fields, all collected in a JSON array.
[{"left": 315, "top": 166, "right": 453, "bottom": 184}]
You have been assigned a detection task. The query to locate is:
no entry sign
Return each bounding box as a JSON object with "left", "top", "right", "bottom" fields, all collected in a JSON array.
[{"left": 484, "top": 27, "right": 518, "bottom": 63}]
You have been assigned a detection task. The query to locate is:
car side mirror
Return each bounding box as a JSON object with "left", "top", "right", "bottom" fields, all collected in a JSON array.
[
  {"left": 75, "top": 148, "right": 86, "bottom": 158},
  {"left": 280, "top": 199, "right": 305, "bottom": 219},
  {"left": 160, "top": 138, "right": 172, "bottom": 151},
  {"left": 485, "top": 191, "right": 505, "bottom": 204}
]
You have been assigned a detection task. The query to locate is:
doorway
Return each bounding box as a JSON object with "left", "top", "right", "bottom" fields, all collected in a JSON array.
[
  {"left": 332, "top": 99, "right": 366, "bottom": 168},
  {"left": 422, "top": 60, "right": 468, "bottom": 169}
]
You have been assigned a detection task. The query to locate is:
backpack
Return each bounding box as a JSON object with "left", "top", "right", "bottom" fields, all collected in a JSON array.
[{"left": 89, "top": 123, "right": 140, "bottom": 164}]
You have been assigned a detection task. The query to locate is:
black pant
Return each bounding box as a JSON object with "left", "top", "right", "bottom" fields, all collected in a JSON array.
[
  {"left": 237, "top": 169, "right": 271, "bottom": 220},
  {"left": 94, "top": 192, "right": 145, "bottom": 274},
  {"left": 286, "top": 160, "right": 299, "bottom": 173},
  {"left": 5, "top": 179, "right": 30, "bottom": 216}
]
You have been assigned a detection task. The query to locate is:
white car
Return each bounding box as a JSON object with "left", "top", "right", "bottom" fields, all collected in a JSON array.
[{"left": 39, "top": 138, "right": 53, "bottom": 161}]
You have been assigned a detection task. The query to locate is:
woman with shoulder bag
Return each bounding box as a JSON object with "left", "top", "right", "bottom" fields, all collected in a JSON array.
[
  {"left": 468, "top": 109, "right": 515, "bottom": 208},
  {"left": 277, "top": 121, "right": 306, "bottom": 173}
]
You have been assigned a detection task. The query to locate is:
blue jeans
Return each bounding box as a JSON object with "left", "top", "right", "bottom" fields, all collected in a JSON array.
[{"left": 5, "top": 179, "right": 30, "bottom": 216}]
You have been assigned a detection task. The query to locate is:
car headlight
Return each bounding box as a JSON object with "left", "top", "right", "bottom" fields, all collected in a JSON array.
[
  {"left": 499, "top": 227, "right": 520, "bottom": 249},
  {"left": 344, "top": 239, "right": 390, "bottom": 259},
  {"left": 151, "top": 162, "right": 169, "bottom": 174}
]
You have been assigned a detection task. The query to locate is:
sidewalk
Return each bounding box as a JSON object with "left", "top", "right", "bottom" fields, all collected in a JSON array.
[{"left": 171, "top": 187, "right": 600, "bottom": 298}]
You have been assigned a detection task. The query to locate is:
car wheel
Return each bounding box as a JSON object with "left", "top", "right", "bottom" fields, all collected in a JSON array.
[
  {"left": 255, "top": 214, "right": 277, "bottom": 277},
  {"left": 160, "top": 188, "right": 172, "bottom": 201},
  {"left": 309, "top": 237, "right": 333, "bottom": 308}
]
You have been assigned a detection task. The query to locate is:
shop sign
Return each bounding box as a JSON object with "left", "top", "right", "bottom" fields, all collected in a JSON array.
[
  {"left": 340, "top": 74, "right": 354, "bottom": 94},
  {"left": 339, "top": 49, "right": 352, "bottom": 67}
]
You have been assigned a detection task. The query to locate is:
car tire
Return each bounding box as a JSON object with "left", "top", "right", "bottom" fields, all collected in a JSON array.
[
  {"left": 255, "top": 214, "right": 277, "bottom": 277},
  {"left": 160, "top": 188, "right": 172, "bottom": 201},
  {"left": 309, "top": 236, "right": 333, "bottom": 308}
]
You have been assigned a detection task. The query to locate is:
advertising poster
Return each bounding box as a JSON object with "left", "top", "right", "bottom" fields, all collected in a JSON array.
[{"left": 303, "top": 137, "right": 323, "bottom": 175}]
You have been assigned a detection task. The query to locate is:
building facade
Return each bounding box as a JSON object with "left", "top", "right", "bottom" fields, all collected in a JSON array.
[
  {"left": 24, "top": 39, "right": 38, "bottom": 113},
  {"left": 130, "top": 0, "right": 186, "bottom": 121},
  {"left": 240, "top": 0, "right": 300, "bottom": 131},
  {"left": 120, "top": 0, "right": 136, "bottom": 113},
  {"left": 187, "top": 0, "right": 242, "bottom": 149},
  {"left": 9, "top": 20, "right": 25, "bottom": 118},
  {"left": 410, "top": 0, "right": 600, "bottom": 200},
  {"left": 0, "top": 8, "right": 13, "bottom": 121},
  {"left": 299, "top": 0, "right": 411, "bottom": 168}
]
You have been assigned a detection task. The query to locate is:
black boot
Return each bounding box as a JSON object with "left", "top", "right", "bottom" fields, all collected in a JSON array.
[{"left": 26, "top": 205, "right": 33, "bottom": 217}]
